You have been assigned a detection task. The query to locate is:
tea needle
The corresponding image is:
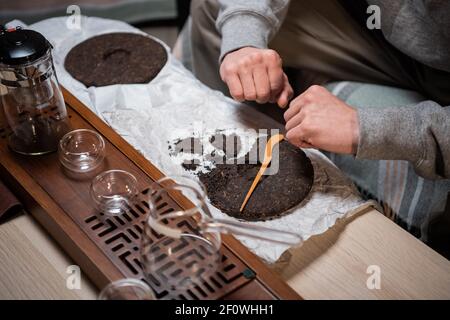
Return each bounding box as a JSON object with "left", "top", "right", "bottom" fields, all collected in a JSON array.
[{"left": 239, "top": 133, "right": 284, "bottom": 212}]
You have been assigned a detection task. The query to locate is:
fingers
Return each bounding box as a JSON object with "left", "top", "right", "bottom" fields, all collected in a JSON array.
[
  {"left": 276, "top": 74, "right": 293, "bottom": 108},
  {"left": 266, "top": 49, "right": 283, "bottom": 103},
  {"left": 225, "top": 73, "right": 244, "bottom": 101},
  {"left": 285, "top": 109, "right": 305, "bottom": 131},
  {"left": 239, "top": 70, "right": 257, "bottom": 101},
  {"left": 286, "top": 125, "right": 305, "bottom": 145},
  {"left": 220, "top": 48, "right": 287, "bottom": 104},
  {"left": 284, "top": 84, "right": 319, "bottom": 121},
  {"left": 296, "top": 140, "right": 315, "bottom": 149},
  {"left": 285, "top": 100, "right": 310, "bottom": 147},
  {"left": 285, "top": 126, "right": 315, "bottom": 149},
  {"left": 284, "top": 98, "right": 303, "bottom": 122},
  {"left": 220, "top": 61, "right": 244, "bottom": 101},
  {"left": 253, "top": 66, "right": 271, "bottom": 103},
  {"left": 267, "top": 59, "right": 283, "bottom": 101}
]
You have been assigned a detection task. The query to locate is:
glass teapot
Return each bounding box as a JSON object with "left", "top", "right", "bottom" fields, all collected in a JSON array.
[{"left": 0, "top": 26, "right": 70, "bottom": 155}]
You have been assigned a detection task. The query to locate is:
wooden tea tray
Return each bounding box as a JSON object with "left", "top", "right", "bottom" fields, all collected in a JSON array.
[{"left": 0, "top": 87, "right": 301, "bottom": 300}]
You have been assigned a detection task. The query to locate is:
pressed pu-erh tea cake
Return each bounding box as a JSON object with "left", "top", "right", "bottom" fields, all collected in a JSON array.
[
  {"left": 64, "top": 33, "right": 167, "bottom": 87},
  {"left": 198, "top": 137, "right": 314, "bottom": 221}
]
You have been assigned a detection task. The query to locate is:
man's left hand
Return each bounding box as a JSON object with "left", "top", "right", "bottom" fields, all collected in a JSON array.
[{"left": 284, "top": 85, "right": 359, "bottom": 154}]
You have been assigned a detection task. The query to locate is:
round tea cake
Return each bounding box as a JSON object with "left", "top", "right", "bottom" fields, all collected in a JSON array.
[
  {"left": 64, "top": 33, "right": 167, "bottom": 87},
  {"left": 199, "top": 139, "right": 314, "bottom": 221}
]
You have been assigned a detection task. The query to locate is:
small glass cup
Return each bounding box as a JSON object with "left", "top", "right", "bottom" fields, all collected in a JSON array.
[
  {"left": 90, "top": 170, "right": 138, "bottom": 216},
  {"left": 98, "top": 279, "right": 155, "bottom": 300},
  {"left": 59, "top": 129, "right": 105, "bottom": 173}
]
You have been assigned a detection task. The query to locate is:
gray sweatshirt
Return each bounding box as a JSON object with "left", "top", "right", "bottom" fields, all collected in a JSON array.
[{"left": 215, "top": 0, "right": 450, "bottom": 180}]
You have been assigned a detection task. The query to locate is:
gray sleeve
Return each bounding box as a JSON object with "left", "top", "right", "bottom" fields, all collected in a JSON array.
[
  {"left": 356, "top": 101, "right": 450, "bottom": 179},
  {"left": 216, "top": 0, "right": 290, "bottom": 61}
]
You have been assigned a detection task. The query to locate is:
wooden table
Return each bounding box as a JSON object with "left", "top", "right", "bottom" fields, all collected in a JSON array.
[
  {"left": 0, "top": 212, "right": 97, "bottom": 300},
  {"left": 275, "top": 207, "right": 450, "bottom": 299},
  {"left": 1, "top": 206, "right": 449, "bottom": 299}
]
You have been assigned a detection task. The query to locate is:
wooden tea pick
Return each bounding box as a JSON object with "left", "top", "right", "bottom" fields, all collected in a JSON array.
[{"left": 239, "top": 133, "right": 284, "bottom": 212}]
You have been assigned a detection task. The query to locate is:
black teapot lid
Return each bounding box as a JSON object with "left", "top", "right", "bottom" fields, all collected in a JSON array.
[{"left": 0, "top": 27, "right": 51, "bottom": 66}]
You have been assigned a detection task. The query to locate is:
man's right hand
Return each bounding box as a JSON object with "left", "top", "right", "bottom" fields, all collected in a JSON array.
[{"left": 220, "top": 47, "right": 293, "bottom": 108}]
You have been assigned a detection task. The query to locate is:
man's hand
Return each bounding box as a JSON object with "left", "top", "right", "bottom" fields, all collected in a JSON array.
[
  {"left": 284, "top": 85, "right": 359, "bottom": 154},
  {"left": 220, "top": 47, "right": 293, "bottom": 108}
]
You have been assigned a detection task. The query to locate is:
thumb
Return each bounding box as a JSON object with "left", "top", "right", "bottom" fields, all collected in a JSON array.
[{"left": 276, "top": 74, "right": 293, "bottom": 108}]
